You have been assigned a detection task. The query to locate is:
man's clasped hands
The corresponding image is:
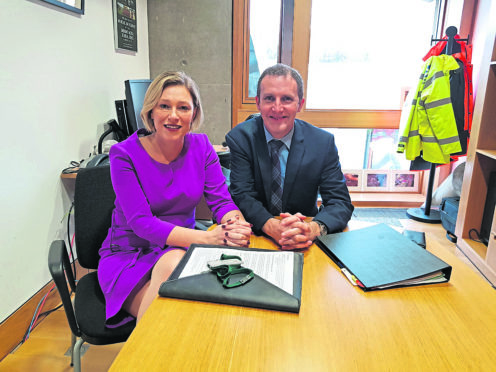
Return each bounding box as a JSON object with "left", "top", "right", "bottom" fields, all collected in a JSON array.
[
  {"left": 263, "top": 212, "right": 320, "bottom": 250},
  {"left": 211, "top": 213, "right": 318, "bottom": 251}
]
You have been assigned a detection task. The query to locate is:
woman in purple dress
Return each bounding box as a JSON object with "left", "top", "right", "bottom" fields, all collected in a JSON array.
[{"left": 98, "top": 71, "right": 252, "bottom": 325}]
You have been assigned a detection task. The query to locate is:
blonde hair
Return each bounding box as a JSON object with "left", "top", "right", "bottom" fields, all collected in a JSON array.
[{"left": 140, "top": 71, "right": 204, "bottom": 132}]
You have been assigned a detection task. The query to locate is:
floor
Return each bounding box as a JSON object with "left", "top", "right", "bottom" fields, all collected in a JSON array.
[{"left": 0, "top": 217, "right": 491, "bottom": 371}]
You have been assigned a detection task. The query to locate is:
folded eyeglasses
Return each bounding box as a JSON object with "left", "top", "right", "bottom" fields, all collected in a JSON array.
[{"left": 207, "top": 254, "right": 254, "bottom": 288}]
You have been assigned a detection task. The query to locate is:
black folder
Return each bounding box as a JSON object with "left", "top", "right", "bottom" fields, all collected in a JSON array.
[
  {"left": 158, "top": 244, "right": 303, "bottom": 313},
  {"left": 403, "top": 229, "right": 426, "bottom": 249},
  {"left": 316, "top": 224, "right": 452, "bottom": 291}
]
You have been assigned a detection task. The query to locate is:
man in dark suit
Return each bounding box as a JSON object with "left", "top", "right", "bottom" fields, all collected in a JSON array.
[{"left": 226, "top": 64, "right": 354, "bottom": 250}]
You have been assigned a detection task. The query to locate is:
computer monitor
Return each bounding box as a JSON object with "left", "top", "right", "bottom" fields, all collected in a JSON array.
[{"left": 124, "top": 79, "right": 152, "bottom": 134}]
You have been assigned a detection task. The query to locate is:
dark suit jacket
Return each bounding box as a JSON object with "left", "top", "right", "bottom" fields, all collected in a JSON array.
[{"left": 226, "top": 116, "right": 354, "bottom": 235}]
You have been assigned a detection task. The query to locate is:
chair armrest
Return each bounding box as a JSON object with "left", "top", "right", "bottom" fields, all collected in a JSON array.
[
  {"left": 48, "top": 240, "right": 81, "bottom": 337},
  {"left": 195, "top": 221, "right": 209, "bottom": 231}
]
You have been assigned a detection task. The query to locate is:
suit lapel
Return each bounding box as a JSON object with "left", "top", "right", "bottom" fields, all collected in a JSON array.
[
  {"left": 254, "top": 117, "right": 273, "bottom": 204},
  {"left": 283, "top": 121, "right": 305, "bottom": 209}
]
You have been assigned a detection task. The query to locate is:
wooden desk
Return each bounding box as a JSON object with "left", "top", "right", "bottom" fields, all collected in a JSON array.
[{"left": 110, "top": 222, "right": 496, "bottom": 371}]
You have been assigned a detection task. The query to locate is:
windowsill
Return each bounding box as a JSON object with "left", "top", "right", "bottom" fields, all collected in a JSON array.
[
  {"left": 350, "top": 192, "right": 425, "bottom": 208},
  {"left": 64, "top": 171, "right": 424, "bottom": 208}
]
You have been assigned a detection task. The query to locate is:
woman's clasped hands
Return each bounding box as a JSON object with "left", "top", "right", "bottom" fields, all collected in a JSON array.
[{"left": 211, "top": 215, "right": 252, "bottom": 248}]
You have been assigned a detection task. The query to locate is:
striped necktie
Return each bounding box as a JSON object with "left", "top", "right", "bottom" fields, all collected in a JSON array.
[{"left": 269, "top": 139, "right": 284, "bottom": 215}]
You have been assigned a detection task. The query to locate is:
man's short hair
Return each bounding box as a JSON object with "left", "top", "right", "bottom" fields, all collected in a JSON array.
[{"left": 256, "top": 64, "right": 304, "bottom": 102}]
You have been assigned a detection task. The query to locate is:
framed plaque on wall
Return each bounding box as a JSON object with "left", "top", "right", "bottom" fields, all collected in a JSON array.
[
  {"left": 113, "top": 0, "right": 137, "bottom": 52},
  {"left": 41, "top": 0, "right": 84, "bottom": 14}
]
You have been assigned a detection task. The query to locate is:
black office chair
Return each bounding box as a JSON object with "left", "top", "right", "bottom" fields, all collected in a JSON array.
[
  {"left": 245, "top": 113, "right": 261, "bottom": 121},
  {"left": 48, "top": 166, "right": 135, "bottom": 372}
]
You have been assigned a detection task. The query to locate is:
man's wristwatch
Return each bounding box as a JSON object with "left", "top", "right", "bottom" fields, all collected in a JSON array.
[{"left": 314, "top": 220, "right": 328, "bottom": 236}]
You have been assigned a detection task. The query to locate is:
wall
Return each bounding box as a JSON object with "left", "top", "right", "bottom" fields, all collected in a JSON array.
[
  {"left": 147, "top": 0, "right": 232, "bottom": 145},
  {"left": 470, "top": 0, "right": 494, "bottom": 99},
  {"left": 0, "top": 1, "right": 149, "bottom": 322}
]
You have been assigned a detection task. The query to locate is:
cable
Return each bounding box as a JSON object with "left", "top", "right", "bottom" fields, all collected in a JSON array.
[
  {"left": 38, "top": 303, "right": 63, "bottom": 318},
  {"left": 22, "top": 284, "right": 55, "bottom": 342},
  {"left": 22, "top": 267, "right": 76, "bottom": 343},
  {"left": 22, "top": 299, "right": 43, "bottom": 342},
  {"left": 469, "top": 228, "right": 484, "bottom": 243},
  {"left": 62, "top": 160, "right": 83, "bottom": 174},
  {"left": 21, "top": 203, "right": 77, "bottom": 344},
  {"left": 30, "top": 285, "right": 55, "bottom": 334},
  {"left": 21, "top": 201, "right": 79, "bottom": 344}
]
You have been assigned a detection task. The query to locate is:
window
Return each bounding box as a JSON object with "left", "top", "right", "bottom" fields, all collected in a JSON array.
[
  {"left": 232, "top": 0, "right": 473, "bottom": 194},
  {"left": 306, "top": 0, "right": 437, "bottom": 110},
  {"left": 328, "top": 128, "right": 410, "bottom": 170},
  {"left": 233, "top": 0, "right": 444, "bottom": 127},
  {"left": 247, "top": 0, "right": 282, "bottom": 97}
]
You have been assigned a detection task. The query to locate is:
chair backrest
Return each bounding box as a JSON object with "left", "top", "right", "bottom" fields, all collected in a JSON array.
[{"left": 74, "top": 166, "right": 115, "bottom": 269}]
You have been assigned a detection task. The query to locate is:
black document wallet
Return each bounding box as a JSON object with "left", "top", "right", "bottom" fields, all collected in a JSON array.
[
  {"left": 158, "top": 244, "right": 303, "bottom": 313},
  {"left": 316, "top": 224, "right": 452, "bottom": 291}
]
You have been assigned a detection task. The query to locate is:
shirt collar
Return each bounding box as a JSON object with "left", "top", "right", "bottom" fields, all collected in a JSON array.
[{"left": 264, "top": 125, "right": 294, "bottom": 150}]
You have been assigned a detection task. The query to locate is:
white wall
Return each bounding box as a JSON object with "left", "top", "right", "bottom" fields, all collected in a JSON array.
[{"left": 0, "top": 1, "right": 149, "bottom": 322}]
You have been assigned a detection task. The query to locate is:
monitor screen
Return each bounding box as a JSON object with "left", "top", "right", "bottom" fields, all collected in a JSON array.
[{"left": 124, "top": 79, "right": 152, "bottom": 134}]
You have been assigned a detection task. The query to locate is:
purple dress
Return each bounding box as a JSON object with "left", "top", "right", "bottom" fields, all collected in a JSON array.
[{"left": 98, "top": 129, "right": 237, "bottom": 326}]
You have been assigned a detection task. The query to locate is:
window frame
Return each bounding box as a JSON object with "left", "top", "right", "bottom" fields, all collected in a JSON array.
[
  {"left": 232, "top": 0, "right": 403, "bottom": 129},
  {"left": 231, "top": 0, "right": 476, "bottom": 200},
  {"left": 232, "top": 0, "right": 474, "bottom": 129}
]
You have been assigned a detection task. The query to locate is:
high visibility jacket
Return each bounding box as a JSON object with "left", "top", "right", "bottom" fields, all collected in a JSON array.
[
  {"left": 424, "top": 35, "right": 473, "bottom": 133},
  {"left": 397, "top": 55, "right": 462, "bottom": 164}
]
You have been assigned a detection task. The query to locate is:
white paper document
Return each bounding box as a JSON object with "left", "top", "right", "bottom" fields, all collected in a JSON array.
[{"left": 178, "top": 247, "right": 295, "bottom": 295}]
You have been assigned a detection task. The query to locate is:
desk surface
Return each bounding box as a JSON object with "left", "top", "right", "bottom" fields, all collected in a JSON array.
[{"left": 109, "top": 222, "right": 496, "bottom": 371}]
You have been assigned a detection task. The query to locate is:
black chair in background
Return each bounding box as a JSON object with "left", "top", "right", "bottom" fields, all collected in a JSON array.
[
  {"left": 194, "top": 165, "right": 231, "bottom": 230},
  {"left": 245, "top": 113, "right": 261, "bottom": 121},
  {"left": 48, "top": 166, "right": 135, "bottom": 372},
  {"left": 218, "top": 147, "right": 231, "bottom": 170}
]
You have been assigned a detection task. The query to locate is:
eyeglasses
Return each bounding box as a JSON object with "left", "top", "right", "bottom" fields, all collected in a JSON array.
[{"left": 207, "top": 254, "right": 254, "bottom": 288}]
